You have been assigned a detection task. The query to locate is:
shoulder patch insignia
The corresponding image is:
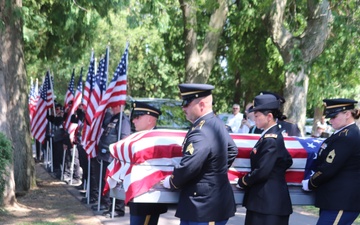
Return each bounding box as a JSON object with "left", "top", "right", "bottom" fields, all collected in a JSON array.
[
  {"left": 264, "top": 134, "right": 277, "bottom": 139},
  {"left": 186, "top": 143, "right": 194, "bottom": 155},
  {"left": 326, "top": 149, "right": 336, "bottom": 163}
]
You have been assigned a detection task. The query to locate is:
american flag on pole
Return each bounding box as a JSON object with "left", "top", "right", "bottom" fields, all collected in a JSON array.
[
  {"left": 87, "top": 45, "right": 128, "bottom": 157},
  {"left": 93, "top": 45, "right": 128, "bottom": 118},
  {"left": 30, "top": 71, "right": 53, "bottom": 143},
  {"left": 81, "top": 51, "right": 96, "bottom": 150},
  {"left": 63, "top": 69, "right": 75, "bottom": 130},
  {"left": 108, "top": 130, "right": 323, "bottom": 204},
  {"left": 84, "top": 48, "right": 109, "bottom": 157},
  {"left": 83, "top": 51, "right": 96, "bottom": 119},
  {"left": 47, "top": 73, "right": 55, "bottom": 108},
  {"left": 28, "top": 78, "right": 39, "bottom": 123},
  {"left": 67, "top": 69, "right": 83, "bottom": 143}
]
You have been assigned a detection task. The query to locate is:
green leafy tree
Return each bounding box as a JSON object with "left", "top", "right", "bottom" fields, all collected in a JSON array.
[{"left": 264, "top": 0, "right": 332, "bottom": 134}]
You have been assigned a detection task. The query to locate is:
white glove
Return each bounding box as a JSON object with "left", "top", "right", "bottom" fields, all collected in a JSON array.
[
  {"left": 234, "top": 178, "right": 243, "bottom": 189},
  {"left": 162, "top": 175, "right": 171, "bottom": 189},
  {"left": 302, "top": 179, "right": 310, "bottom": 191}
]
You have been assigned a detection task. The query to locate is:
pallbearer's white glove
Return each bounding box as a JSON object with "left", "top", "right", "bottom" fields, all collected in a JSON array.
[
  {"left": 302, "top": 179, "right": 310, "bottom": 191},
  {"left": 162, "top": 175, "right": 171, "bottom": 189}
]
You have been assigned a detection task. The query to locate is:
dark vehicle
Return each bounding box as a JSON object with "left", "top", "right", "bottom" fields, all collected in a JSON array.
[{"left": 127, "top": 97, "right": 191, "bottom": 131}]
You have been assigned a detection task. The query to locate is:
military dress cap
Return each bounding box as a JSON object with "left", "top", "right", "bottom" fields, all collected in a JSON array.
[
  {"left": 323, "top": 98, "right": 358, "bottom": 118},
  {"left": 249, "top": 94, "right": 280, "bottom": 112},
  {"left": 131, "top": 101, "right": 162, "bottom": 119},
  {"left": 178, "top": 83, "right": 215, "bottom": 107},
  {"left": 259, "top": 91, "right": 285, "bottom": 104}
]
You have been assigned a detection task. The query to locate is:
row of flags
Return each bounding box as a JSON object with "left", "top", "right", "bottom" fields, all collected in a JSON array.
[{"left": 28, "top": 44, "right": 129, "bottom": 159}]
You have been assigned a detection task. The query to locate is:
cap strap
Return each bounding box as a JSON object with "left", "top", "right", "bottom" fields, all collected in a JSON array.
[
  {"left": 326, "top": 103, "right": 353, "bottom": 109},
  {"left": 180, "top": 90, "right": 204, "bottom": 96},
  {"left": 134, "top": 107, "right": 160, "bottom": 115}
]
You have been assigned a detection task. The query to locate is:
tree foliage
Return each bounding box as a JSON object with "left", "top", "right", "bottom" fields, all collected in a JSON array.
[
  {"left": 307, "top": 1, "right": 360, "bottom": 112},
  {"left": 22, "top": 0, "right": 360, "bottom": 115}
]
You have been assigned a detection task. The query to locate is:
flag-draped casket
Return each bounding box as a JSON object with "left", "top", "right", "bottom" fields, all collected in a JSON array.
[{"left": 108, "top": 130, "right": 322, "bottom": 205}]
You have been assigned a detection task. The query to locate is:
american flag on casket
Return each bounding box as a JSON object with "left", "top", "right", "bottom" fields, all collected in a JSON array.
[{"left": 106, "top": 129, "right": 323, "bottom": 204}]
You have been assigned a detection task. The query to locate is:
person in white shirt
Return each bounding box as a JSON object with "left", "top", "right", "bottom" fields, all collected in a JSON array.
[
  {"left": 238, "top": 103, "right": 256, "bottom": 134},
  {"left": 226, "top": 103, "right": 243, "bottom": 133}
]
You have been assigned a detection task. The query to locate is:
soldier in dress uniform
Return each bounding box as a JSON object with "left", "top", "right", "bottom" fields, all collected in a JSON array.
[
  {"left": 237, "top": 94, "right": 293, "bottom": 225},
  {"left": 260, "top": 91, "right": 301, "bottom": 136},
  {"left": 162, "top": 83, "right": 238, "bottom": 225},
  {"left": 302, "top": 98, "right": 360, "bottom": 225},
  {"left": 128, "top": 101, "right": 168, "bottom": 225},
  {"left": 91, "top": 104, "right": 131, "bottom": 217}
]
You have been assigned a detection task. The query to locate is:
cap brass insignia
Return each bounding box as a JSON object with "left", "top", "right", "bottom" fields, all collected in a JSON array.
[
  {"left": 326, "top": 149, "right": 336, "bottom": 163},
  {"left": 186, "top": 143, "right": 194, "bottom": 155}
]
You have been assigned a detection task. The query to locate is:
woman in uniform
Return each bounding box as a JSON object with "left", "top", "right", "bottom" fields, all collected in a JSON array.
[
  {"left": 237, "top": 94, "right": 293, "bottom": 225},
  {"left": 302, "top": 98, "right": 360, "bottom": 225}
]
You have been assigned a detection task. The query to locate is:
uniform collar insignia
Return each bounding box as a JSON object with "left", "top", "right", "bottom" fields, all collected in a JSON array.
[{"left": 198, "top": 120, "right": 205, "bottom": 129}]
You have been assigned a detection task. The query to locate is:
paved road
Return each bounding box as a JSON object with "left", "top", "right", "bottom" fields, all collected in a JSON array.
[
  {"left": 92, "top": 204, "right": 319, "bottom": 225},
  {"left": 68, "top": 187, "right": 319, "bottom": 225},
  {"left": 35, "top": 144, "right": 319, "bottom": 225}
]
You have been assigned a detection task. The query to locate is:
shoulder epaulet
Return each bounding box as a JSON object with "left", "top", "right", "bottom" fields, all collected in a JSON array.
[{"left": 264, "top": 134, "right": 277, "bottom": 138}]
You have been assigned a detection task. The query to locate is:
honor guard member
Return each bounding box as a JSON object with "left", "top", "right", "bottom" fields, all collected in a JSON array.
[
  {"left": 128, "top": 101, "right": 168, "bottom": 225},
  {"left": 237, "top": 94, "right": 293, "bottom": 225},
  {"left": 162, "top": 83, "right": 238, "bottom": 225},
  {"left": 302, "top": 98, "right": 360, "bottom": 225},
  {"left": 91, "top": 104, "right": 131, "bottom": 217},
  {"left": 259, "top": 91, "right": 301, "bottom": 136}
]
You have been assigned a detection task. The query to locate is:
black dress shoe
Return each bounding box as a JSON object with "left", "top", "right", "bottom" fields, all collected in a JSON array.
[
  {"left": 91, "top": 204, "right": 109, "bottom": 211},
  {"left": 102, "top": 210, "right": 125, "bottom": 218}
]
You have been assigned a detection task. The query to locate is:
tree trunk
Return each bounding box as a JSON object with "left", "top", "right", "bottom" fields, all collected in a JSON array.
[
  {"left": 179, "top": 0, "right": 228, "bottom": 83},
  {"left": 0, "top": 0, "right": 35, "bottom": 206},
  {"left": 282, "top": 68, "right": 309, "bottom": 136},
  {"left": 266, "top": 0, "right": 332, "bottom": 134},
  {"left": 312, "top": 106, "right": 325, "bottom": 136}
]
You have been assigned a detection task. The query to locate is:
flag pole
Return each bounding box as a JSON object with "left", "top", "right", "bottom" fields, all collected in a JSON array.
[
  {"left": 97, "top": 45, "right": 110, "bottom": 211},
  {"left": 48, "top": 71, "right": 56, "bottom": 173},
  {"left": 111, "top": 43, "right": 129, "bottom": 218}
]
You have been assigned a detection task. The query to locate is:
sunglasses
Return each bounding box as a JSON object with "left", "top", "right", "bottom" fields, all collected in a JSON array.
[
  {"left": 182, "top": 98, "right": 195, "bottom": 107},
  {"left": 329, "top": 111, "right": 347, "bottom": 119},
  {"left": 132, "top": 112, "right": 146, "bottom": 120}
]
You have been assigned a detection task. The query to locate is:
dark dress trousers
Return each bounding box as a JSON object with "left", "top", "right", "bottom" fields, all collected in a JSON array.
[
  {"left": 169, "top": 112, "right": 238, "bottom": 222},
  {"left": 238, "top": 125, "right": 293, "bottom": 219},
  {"left": 308, "top": 123, "right": 360, "bottom": 211}
]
